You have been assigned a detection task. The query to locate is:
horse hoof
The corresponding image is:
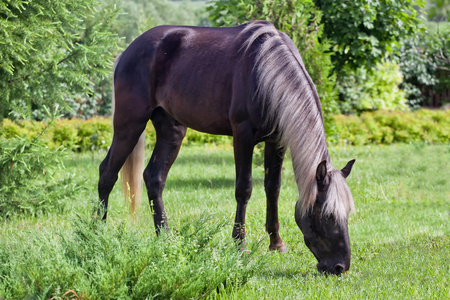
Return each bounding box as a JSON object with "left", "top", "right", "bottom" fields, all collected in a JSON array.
[
  {"left": 269, "top": 244, "right": 288, "bottom": 253},
  {"left": 277, "top": 245, "right": 288, "bottom": 253},
  {"left": 242, "top": 248, "right": 252, "bottom": 254}
]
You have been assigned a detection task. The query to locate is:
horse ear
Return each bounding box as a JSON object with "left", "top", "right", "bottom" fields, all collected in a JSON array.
[
  {"left": 341, "top": 159, "right": 356, "bottom": 178},
  {"left": 316, "top": 160, "right": 328, "bottom": 183}
]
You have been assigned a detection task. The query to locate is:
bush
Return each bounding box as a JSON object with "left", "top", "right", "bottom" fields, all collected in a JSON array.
[
  {"left": 398, "top": 23, "right": 450, "bottom": 108},
  {"left": 316, "top": 0, "right": 423, "bottom": 73},
  {"left": 334, "top": 109, "right": 450, "bottom": 146},
  {"left": 0, "top": 1, "right": 120, "bottom": 123},
  {"left": 77, "top": 117, "right": 113, "bottom": 152},
  {"left": 337, "top": 61, "right": 408, "bottom": 114},
  {"left": 0, "top": 135, "right": 80, "bottom": 218},
  {"left": 0, "top": 213, "right": 265, "bottom": 299}
]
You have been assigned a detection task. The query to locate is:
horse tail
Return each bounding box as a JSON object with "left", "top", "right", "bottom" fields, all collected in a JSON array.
[
  {"left": 112, "top": 54, "right": 146, "bottom": 218},
  {"left": 121, "top": 132, "right": 145, "bottom": 218}
]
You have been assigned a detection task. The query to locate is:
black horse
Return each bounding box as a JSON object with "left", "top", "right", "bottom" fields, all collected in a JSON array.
[{"left": 98, "top": 21, "right": 355, "bottom": 275}]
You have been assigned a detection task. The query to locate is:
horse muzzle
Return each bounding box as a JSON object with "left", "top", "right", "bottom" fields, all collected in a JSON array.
[{"left": 316, "top": 260, "right": 349, "bottom": 275}]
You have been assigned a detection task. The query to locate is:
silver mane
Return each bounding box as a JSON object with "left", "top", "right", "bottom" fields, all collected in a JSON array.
[{"left": 240, "top": 21, "right": 354, "bottom": 224}]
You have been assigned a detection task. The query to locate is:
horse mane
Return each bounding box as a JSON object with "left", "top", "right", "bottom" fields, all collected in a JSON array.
[{"left": 240, "top": 21, "right": 354, "bottom": 224}]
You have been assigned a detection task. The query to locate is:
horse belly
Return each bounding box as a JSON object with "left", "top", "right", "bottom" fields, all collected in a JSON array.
[{"left": 156, "top": 79, "right": 234, "bottom": 136}]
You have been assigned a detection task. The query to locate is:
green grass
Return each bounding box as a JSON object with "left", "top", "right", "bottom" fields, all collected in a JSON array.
[{"left": 0, "top": 143, "right": 449, "bottom": 299}]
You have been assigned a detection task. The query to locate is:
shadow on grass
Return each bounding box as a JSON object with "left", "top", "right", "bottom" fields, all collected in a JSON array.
[
  {"left": 254, "top": 263, "right": 322, "bottom": 279},
  {"left": 166, "top": 177, "right": 235, "bottom": 189},
  {"left": 174, "top": 152, "right": 235, "bottom": 166},
  {"left": 165, "top": 176, "right": 265, "bottom": 189}
]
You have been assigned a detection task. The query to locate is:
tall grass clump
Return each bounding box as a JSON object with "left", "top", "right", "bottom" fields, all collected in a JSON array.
[{"left": 0, "top": 213, "right": 266, "bottom": 299}]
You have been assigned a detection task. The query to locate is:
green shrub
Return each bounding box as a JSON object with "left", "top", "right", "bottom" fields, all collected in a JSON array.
[
  {"left": 399, "top": 23, "right": 450, "bottom": 108},
  {"left": 77, "top": 117, "right": 113, "bottom": 152},
  {"left": 0, "top": 213, "right": 266, "bottom": 299},
  {"left": 334, "top": 114, "right": 370, "bottom": 146},
  {"left": 334, "top": 109, "right": 450, "bottom": 146},
  {"left": 51, "top": 120, "right": 80, "bottom": 151},
  {"left": 2, "top": 118, "right": 234, "bottom": 152},
  {"left": 0, "top": 136, "right": 80, "bottom": 218},
  {"left": 337, "top": 61, "right": 408, "bottom": 114}
]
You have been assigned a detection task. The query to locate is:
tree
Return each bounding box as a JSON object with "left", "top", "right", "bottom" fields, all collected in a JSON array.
[
  {"left": 398, "top": 23, "right": 450, "bottom": 107},
  {"left": 315, "top": 0, "right": 425, "bottom": 74},
  {"left": 0, "top": 0, "right": 120, "bottom": 123},
  {"left": 428, "top": 0, "right": 450, "bottom": 22}
]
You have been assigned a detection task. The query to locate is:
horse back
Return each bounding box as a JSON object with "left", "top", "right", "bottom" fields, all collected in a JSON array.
[{"left": 115, "top": 21, "right": 276, "bottom": 136}]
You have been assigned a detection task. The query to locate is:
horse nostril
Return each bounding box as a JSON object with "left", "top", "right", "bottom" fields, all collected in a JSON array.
[
  {"left": 333, "top": 264, "right": 345, "bottom": 275},
  {"left": 316, "top": 262, "right": 327, "bottom": 273}
]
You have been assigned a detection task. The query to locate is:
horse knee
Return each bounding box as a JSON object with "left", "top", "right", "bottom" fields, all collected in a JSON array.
[
  {"left": 143, "top": 167, "right": 151, "bottom": 183},
  {"left": 265, "top": 186, "right": 281, "bottom": 201},
  {"left": 98, "top": 172, "right": 118, "bottom": 196},
  {"left": 235, "top": 179, "right": 252, "bottom": 204},
  {"left": 99, "top": 151, "right": 111, "bottom": 176},
  {"left": 144, "top": 172, "right": 163, "bottom": 200}
]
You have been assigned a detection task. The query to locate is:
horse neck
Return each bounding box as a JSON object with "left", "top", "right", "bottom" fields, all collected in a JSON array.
[
  {"left": 280, "top": 99, "right": 331, "bottom": 214},
  {"left": 242, "top": 21, "right": 331, "bottom": 212},
  {"left": 266, "top": 57, "right": 330, "bottom": 212}
]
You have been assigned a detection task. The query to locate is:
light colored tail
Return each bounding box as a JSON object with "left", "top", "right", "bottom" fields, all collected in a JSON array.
[
  {"left": 121, "top": 132, "right": 145, "bottom": 217},
  {"left": 112, "top": 54, "right": 146, "bottom": 218}
]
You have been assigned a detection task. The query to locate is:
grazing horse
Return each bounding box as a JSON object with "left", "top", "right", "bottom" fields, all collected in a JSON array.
[{"left": 98, "top": 21, "right": 356, "bottom": 275}]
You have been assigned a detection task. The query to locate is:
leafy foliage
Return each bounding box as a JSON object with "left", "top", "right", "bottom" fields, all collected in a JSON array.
[
  {"left": 427, "top": 0, "right": 450, "bottom": 22},
  {"left": 1, "top": 117, "right": 233, "bottom": 153},
  {"left": 337, "top": 61, "right": 408, "bottom": 114},
  {"left": 0, "top": 0, "right": 120, "bottom": 122},
  {"left": 315, "top": 0, "right": 425, "bottom": 73},
  {"left": 208, "top": 0, "right": 338, "bottom": 135},
  {"left": 398, "top": 22, "right": 450, "bottom": 107},
  {"left": 2, "top": 117, "right": 113, "bottom": 153},
  {"left": 334, "top": 109, "right": 450, "bottom": 145},
  {"left": 0, "top": 213, "right": 266, "bottom": 299},
  {"left": 0, "top": 134, "right": 80, "bottom": 218}
]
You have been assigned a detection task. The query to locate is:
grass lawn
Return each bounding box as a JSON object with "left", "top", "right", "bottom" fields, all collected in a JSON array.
[{"left": 0, "top": 143, "right": 448, "bottom": 299}]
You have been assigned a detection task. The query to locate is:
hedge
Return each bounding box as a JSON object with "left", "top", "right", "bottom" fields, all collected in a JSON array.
[
  {"left": 334, "top": 109, "right": 449, "bottom": 146},
  {"left": 1, "top": 109, "right": 448, "bottom": 152}
]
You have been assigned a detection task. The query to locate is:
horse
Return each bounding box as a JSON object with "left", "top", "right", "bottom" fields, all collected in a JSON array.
[{"left": 98, "top": 20, "right": 356, "bottom": 275}]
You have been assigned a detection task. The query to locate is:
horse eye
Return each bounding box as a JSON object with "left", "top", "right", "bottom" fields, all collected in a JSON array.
[{"left": 325, "top": 214, "right": 335, "bottom": 223}]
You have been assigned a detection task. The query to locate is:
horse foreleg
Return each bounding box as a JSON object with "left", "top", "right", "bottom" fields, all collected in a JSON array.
[
  {"left": 144, "top": 109, "right": 186, "bottom": 235},
  {"left": 264, "top": 141, "right": 288, "bottom": 252},
  {"left": 231, "top": 123, "right": 255, "bottom": 249}
]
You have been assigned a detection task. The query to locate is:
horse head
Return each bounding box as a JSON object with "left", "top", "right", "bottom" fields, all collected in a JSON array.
[{"left": 295, "top": 159, "right": 355, "bottom": 275}]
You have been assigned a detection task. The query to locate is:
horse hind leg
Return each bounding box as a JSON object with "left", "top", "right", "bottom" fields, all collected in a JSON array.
[
  {"left": 144, "top": 108, "right": 186, "bottom": 235},
  {"left": 98, "top": 119, "right": 147, "bottom": 219},
  {"left": 98, "top": 85, "right": 150, "bottom": 220},
  {"left": 98, "top": 129, "right": 143, "bottom": 220}
]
